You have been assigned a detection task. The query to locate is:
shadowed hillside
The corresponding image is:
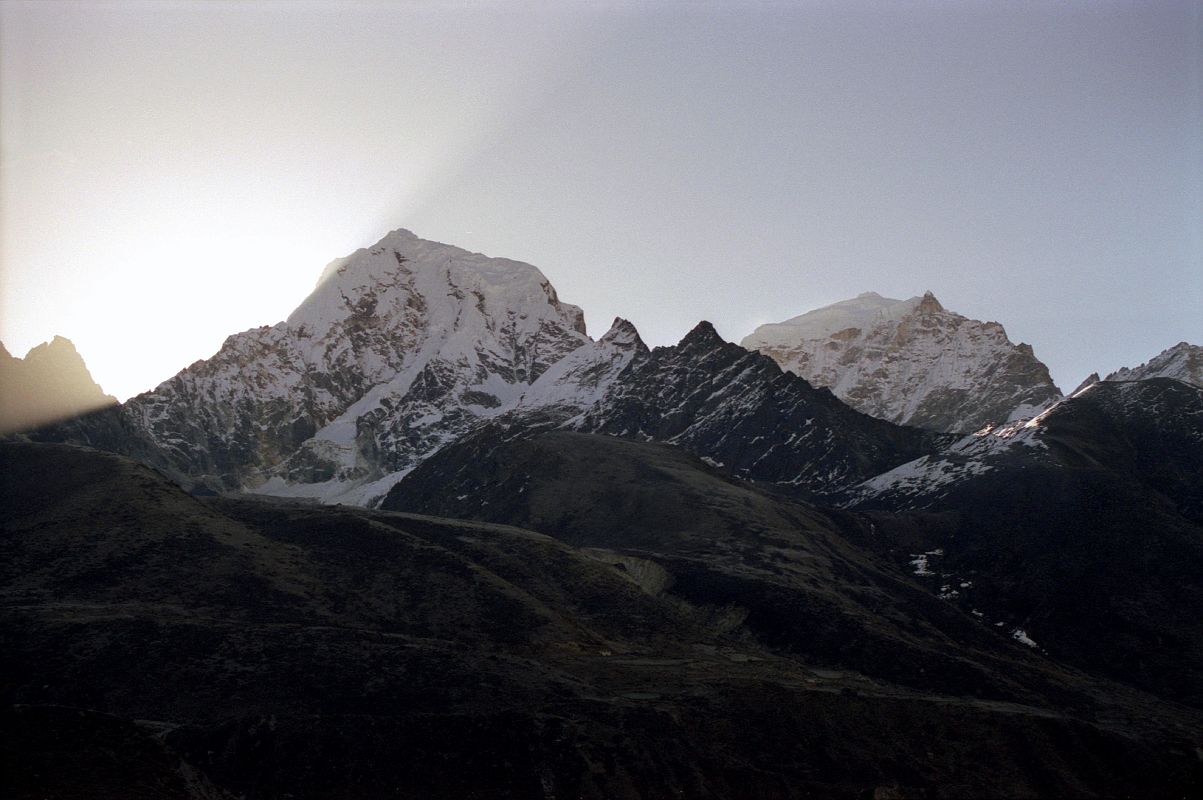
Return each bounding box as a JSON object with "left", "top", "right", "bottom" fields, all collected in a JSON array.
[{"left": 4, "top": 440, "right": 1201, "bottom": 798}]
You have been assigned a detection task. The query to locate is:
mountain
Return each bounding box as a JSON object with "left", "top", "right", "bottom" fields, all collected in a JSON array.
[
  {"left": 37, "top": 230, "right": 595, "bottom": 505},
  {"left": 741, "top": 291, "right": 1062, "bottom": 433},
  {"left": 8, "top": 227, "right": 1203, "bottom": 796},
  {"left": 570, "top": 321, "right": 945, "bottom": 496},
  {"left": 25, "top": 231, "right": 1182, "bottom": 516},
  {"left": 845, "top": 378, "right": 1203, "bottom": 706},
  {"left": 6, "top": 439, "right": 1200, "bottom": 798},
  {"left": 0, "top": 336, "right": 116, "bottom": 434},
  {"left": 1105, "top": 341, "right": 1203, "bottom": 387},
  {"left": 33, "top": 232, "right": 941, "bottom": 506}
]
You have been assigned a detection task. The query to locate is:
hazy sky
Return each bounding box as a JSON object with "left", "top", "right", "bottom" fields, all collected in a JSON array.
[{"left": 2, "top": 0, "right": 1200, "bottom": 401}]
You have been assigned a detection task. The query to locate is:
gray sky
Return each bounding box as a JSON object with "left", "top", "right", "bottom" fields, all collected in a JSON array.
[{"left": 2, "top": 0, "right": 1200, "bottom": 401}]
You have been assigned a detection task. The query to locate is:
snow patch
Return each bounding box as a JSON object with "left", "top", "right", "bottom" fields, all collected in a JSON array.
[
  {"left": 908, "top": 549, "right": 943, "bottom": 576},
  {"left": 1011, "top": 628, "right": 1038, "bottom": 648}
]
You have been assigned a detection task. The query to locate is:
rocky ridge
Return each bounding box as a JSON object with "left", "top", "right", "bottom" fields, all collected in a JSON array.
[
  {"left": 1105, "top": 341, "right": 1203, "bottom": 388},
  {"left": 846, "top": 377, "right": 1203, "bottom": 512},
  {"left": 570, "top": 321, "right": 944, "bottom": 495}
]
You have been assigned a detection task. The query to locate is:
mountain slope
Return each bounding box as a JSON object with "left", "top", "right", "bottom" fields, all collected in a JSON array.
[
  {"left": 0, "top": 336, "right": 116, "bottom": 434},
  {"left": 6, "top": 440, "right": 1200, "bottom": 798},
  {"left": 846, "top": 378, "right": 1203, "bottom": 706},
  {"left": 382, "top": 429, "right": 1062, "bottom": 698},
  {"left": 509, "top": 317, "right": 648, "bottom": 423},
  {"left": 742, "top": 291, "right": 1062, "bottom": 433}
]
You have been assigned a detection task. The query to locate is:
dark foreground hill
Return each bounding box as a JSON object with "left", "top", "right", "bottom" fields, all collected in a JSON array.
[{"left": 3, "top": 440, "right": 1202, "bottom": 799}]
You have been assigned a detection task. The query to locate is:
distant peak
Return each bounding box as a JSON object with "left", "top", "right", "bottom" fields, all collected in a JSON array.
[
  {"left": 679, "top": 320, "right": 725, "bottom": 349},
  {"left": 49, "top": 335, "right": 79, "bottom": 350},
  {"left": 25, "top": 335, "right": 81, "bottom": 360},
  {"left": 1070, "top": 373, "right": 1100, "bottom": 397},
  {"left": 856, "top": 291, "right": 883, "bottom": 299},
  {"left": 915, "top": 291, "right": 944, "bottom": 314},
  {"left": 1103, "top": 341, "right": 1203, "bottom": 388},
  {"left": 604, "top": 316, "right": 638, "bottom": 334},
  {"left": 600, "top": 317, "right": 647, "bottom": 351}
]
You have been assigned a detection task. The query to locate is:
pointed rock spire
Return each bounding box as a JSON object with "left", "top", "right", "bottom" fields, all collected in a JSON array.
[
  {"left": 600, "top": 318, "right": 649, "bottom": 354},
  {"left": 678, "top": 320, "right": 726, "bottom": 349},
  {"left": 915, "top": 290, "right": 944, "bottom": 315}
]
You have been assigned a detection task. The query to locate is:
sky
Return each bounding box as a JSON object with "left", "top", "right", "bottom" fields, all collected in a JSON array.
[{"left": 2, "top": 0, "right": 1200, "bottom": 401}]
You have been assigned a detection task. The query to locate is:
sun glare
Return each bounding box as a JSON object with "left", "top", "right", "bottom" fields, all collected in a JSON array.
[{"left": 0, "top": 4, "right": 603, "bottom": 402}]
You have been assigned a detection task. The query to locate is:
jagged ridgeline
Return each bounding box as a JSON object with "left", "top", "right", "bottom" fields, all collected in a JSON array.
[
  {"left": 30, "top": 230, "right": 944, "bottom": 506},
  {"left": 18, "top": 230, "right": 1203, "bottom": 514}
]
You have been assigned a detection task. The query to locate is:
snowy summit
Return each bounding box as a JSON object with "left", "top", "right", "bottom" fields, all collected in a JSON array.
[
  {"left": 121, "top": 229, "right": 599, "bottom": 505},
  {"left": 741, "top": 291, "right": 1062, "bottom": 433}
]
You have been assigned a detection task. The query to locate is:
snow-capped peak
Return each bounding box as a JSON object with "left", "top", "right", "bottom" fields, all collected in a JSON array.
[
  {"left": 289, "top": 229, "right": 584, "bottom": 348},
  {"left": 118, "top": 228, "right": 592, "bottom": 506},
  {"left": 599, "top": 317, "right": 645, "bottom": 349},
  {"left": 741, "top": 292, "right": 1061, "bottom": 433},
  {"left": 748, "top": 292, "right": 924, "bottom": 347}
]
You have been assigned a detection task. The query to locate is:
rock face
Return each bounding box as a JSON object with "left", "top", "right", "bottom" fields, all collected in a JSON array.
[
  {"left": 572, "top": 321, "right": 945, "bottom": 495},
  {"left": 741, "top": 291, "right": 1062, "bottom": 433},
  {"left": 107, "top": 229, "right": 592, "bottom": 504},
  {"left": 1105, "top": 341, "right": 1203, "bottom": 387},
  {"left": 1069, "top": 372, "right": 1101, "bottom": 397},
  {"left": 0, "top": 336, "right": 116, "bottom": 434}
]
